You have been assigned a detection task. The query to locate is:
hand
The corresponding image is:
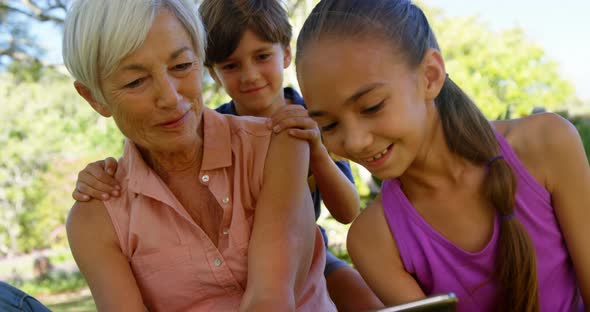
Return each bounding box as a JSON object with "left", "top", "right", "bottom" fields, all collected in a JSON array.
[
  {"left": 72, "top": 157, "right": 121, "bottom": 201},
  {"left": 267, "top": 105, "right": 322, "bottom": 154}
]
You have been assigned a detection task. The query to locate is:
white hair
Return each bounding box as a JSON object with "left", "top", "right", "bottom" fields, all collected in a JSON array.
[{"left": 62, "top": 0, "right": 206, "bottom": 104}]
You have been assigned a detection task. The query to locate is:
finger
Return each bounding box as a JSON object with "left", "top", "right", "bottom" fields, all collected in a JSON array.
[
  {"left": 273, "top": 117, "right": 317, "bottom": 133},
  {"left": 78, "top": 170, "right": 119, "bottom": 195},
  {"left": 287, "top": 129, "right": 321, "bottom": 142},
  {"left": 75, "top": 180, "right": 112, "bottom": 201},
  {"left": 83, "top": 162, "right": 120, "bottom": 190},
  {"left": 104, "top": 157, "right": 119, "bottom": 178},
  {"left": 267, "top": 106, "right": 308, "bottom": 127},
  {"left": 72, "top": 189, "right": 90, "bottom": 202}
]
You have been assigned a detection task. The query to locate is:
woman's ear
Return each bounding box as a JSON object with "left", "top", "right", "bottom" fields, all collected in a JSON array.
[
  {"left": 74, "top": 81, "right": 112, "bottom": 117},
  {"left": 421, "top": 49, "right": 446, "bottom": 101}
]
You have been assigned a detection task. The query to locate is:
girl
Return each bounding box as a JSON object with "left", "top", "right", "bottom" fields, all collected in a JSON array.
[{"left": 295, "top": 0, "right": 589, "bottom": 311}]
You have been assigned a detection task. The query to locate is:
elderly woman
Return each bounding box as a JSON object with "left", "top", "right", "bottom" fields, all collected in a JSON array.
[{"left": 62, "top": 0, "right": 334, "bottom": 311}]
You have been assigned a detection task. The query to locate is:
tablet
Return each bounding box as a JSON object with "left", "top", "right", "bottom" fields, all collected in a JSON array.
[{"left": 371, "top": 293, "right": 458, "bottom": 312}]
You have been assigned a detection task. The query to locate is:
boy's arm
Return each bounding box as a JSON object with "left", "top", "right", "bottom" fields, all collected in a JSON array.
[
  {"left": 72, "top": 157, "right": 120, "bottom": 201},
  {"left": 240, "top": 131, "right": 315, "bottom": 312},
  {"left": 309, "top": 145, "right": 360, "bottom": 224},
  {"left": 269, "top": 105, "right": 360, "bottom": 224}
]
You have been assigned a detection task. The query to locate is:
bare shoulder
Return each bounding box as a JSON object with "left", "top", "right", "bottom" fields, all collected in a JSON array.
[
  {"left": 348, "top": 194, "right": 399, "bottom": 258},
  {"left": 349, "top": 194, "right": 386, "bottom": 243},
  {"left": 493, "top": 113, "right": 582, "bottom": 187},
  {"left": 66, "top": 200, "right": 117, "bottom": 246}
]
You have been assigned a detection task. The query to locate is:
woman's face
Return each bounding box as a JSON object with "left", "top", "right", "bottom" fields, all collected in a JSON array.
[
  {"left": 298, "top": 37, "right": 432, "bottom": 180},
  {"left": 98, "top": 9, "right": 203, "bottom": 153}
]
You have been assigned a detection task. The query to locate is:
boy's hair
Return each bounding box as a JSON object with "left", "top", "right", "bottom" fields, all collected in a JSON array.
[
  {"left": 296, "top": 1, "right": 539, "bottom": 312},
  {"left": 199, "top": 0, "right": 292, "bottom": 67}
]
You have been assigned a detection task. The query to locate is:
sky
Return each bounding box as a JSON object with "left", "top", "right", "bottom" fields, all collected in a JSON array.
[{"left": 423, "top": 0, "right": 590, "bottom": 101}]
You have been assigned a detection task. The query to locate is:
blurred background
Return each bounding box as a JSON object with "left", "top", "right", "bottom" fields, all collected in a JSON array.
[{"left": 1, "top": 0, "right": 588, "bottom": 310}]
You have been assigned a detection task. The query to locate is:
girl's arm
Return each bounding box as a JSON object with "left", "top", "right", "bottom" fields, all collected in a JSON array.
[
  {"left": 269, "top": 105, "right": 360, "bottom": 223},
  {"left": 66, "top": 200, "right": 144, "bottom": 311},
  {"left": 240, "top": 131, "right": 316, "bottom": 312},
  {"left": 531, "top": 114, "right": 590, "bottom": 306},
  {"left": 347, "top": 195, "right": 425, "bottom": 306}
]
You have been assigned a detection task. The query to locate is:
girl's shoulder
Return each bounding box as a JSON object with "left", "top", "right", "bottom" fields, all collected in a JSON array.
[
  {"left": 492, "top": 113, "right": 581, "bottom": 188},
  {"left": 493, "top": 112, "right": 579, "bottom": 154},
  {"left": 348, "top": 194, "right": 386, "bottom": 247}
]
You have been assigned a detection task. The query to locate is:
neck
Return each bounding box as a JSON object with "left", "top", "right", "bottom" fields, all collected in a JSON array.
[
  {"left": 139, "top": 130, "right": 204, "bottom": 183},
  {"left": 400, "top": 106, "right": 476, "bottom": 192},
  {"left": 235, "top": 90, "right": 287, "bottom": 117}
]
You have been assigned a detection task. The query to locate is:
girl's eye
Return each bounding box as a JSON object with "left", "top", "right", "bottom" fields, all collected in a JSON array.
[
  {"left": 173, "top": 62, "right": 194, "bottom": 71},
  {"left": 124, "top": 78, "right": 145, "bottom": 89},
  {"left": 362, "top": 101, "right": 384, "bottom": 114},
  {"left": 320, "top": 122, "right": 338, "bottom": 132}
]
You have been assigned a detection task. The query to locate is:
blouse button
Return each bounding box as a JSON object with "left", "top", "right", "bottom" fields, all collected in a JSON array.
[
  {"left": 201, "top": 175, "right": 210, "bottom": 183},
  {"left": 214, "top": 258, "right": 222, "bottom": 267},
  {"left": 222, "top": 197, "right": 230, "bottom": 204}
]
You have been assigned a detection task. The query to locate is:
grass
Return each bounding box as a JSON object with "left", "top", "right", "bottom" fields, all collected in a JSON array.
[
  {"left": 11, "top": 271, "right": 88, "bottom": 298},
  {"left": 47, "top": 297, "right": 96, "bottom": 312},
  {"left": 42, "top": 288, "right": 96, "bottom": 312}
]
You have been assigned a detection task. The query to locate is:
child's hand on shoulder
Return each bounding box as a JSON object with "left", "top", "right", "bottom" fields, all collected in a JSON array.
[
  {"left": 72, "top": 157, "right": 121, "bottom": 202},
  {"left": 267, "top": 105, "right": 324, "bottom": 155}
]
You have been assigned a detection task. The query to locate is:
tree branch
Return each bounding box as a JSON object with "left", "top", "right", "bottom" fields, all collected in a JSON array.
[{"left": 0, "top": 1, "right": 64, "bottom": 24}]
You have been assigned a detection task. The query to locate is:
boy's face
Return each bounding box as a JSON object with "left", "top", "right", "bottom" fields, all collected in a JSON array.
[{"left": 209, "top": 29, "right": 291, "bottom": 117}]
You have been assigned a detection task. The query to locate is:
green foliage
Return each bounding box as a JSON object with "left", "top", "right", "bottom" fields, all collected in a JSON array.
[
  {"left": 0, "top": 71, "right": 123, "bottom": 255},
  {"left": 422, "top": 6, "right": 577, "bottom": 119},
  {"left": 46, "top": 294, "right": 96, "bottom": 312},
  {"left": 564, "top": 114, "right": 590, "bottom": 163},
  {"left": 12, "top": 271, "right": 88, "bottom": 297}
]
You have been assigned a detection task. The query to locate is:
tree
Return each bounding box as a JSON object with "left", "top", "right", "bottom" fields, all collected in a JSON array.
[
  {"left": 422, "top": 5, "right": 577, "bottom": 118},
  {"left": 0, "top": 0, "right": 68, "bottom": 81},
  {"left": 0, "top": 69, "right": 124, "bottom": 256}
]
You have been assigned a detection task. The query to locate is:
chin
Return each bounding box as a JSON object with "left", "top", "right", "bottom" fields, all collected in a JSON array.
[{"left": 371, "top": 167, "right": 404, "bottom": 181}]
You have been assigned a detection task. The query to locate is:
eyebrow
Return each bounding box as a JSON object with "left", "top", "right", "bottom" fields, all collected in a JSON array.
[
  {"left": 221, "top": 45, "right": 275, "bottom": 64},
  {"left": 120, "top": 46, "right": 192, "bottom": 71},
  {"left": 308, "top": 82, "right": 384, "bottom": 118},
  {"left": 348, "top": 82, "right": 384, "bottom": 103}
]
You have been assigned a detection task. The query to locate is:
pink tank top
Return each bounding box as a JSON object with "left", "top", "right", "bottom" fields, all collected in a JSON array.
[{"left": 382, "top": 131, "right": 582, "bottom": 311}]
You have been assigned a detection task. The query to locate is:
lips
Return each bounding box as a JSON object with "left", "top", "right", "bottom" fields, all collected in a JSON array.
[
  {"left": 361, "top": 144, "right": 394, "bottom": 168},
  {"left": 158, "top": 111, "right": 189, "bottom": 128},
  {"left": 242, "top": 84, "right": 267, "bottom": 94}
]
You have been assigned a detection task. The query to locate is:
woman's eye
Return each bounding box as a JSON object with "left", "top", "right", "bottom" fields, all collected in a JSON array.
[
  {"left": 173, "top": 62, "right": 193, "bottom": 71},
  {"left": 363, "top": 101, "right": 384, "bottom": 114},
  {"left": 125, "top": 78, "right": 145, "bottom": 89}
]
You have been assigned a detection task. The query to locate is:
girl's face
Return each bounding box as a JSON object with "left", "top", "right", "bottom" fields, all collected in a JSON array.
[{"left": 298, "top": 37, "right": 435, "bottom": 180}]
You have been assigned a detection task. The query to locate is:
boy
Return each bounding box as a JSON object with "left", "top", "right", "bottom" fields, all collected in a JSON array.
[{"left": 200, "top": 1, "right": 381, "bottom": 310}]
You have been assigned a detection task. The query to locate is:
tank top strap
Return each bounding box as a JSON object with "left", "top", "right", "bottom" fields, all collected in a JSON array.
[
  {"left": 494, "top": 129, "right": 550, "bottom": 202},
  {"left": 381, "top": 179, "right": 416, "bottom": 273}
]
